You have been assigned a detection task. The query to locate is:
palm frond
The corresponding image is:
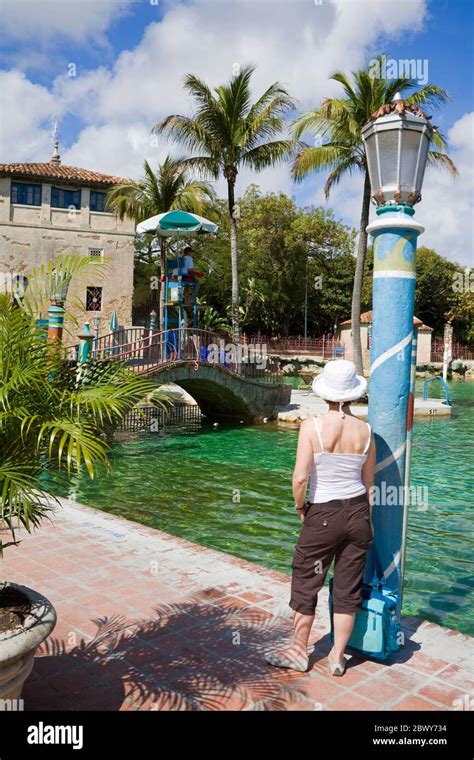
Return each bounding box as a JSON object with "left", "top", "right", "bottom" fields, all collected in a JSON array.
[
  {"left": 291, "top": 143, "right": 357, "bottom": 182},
  {"left": 0, "top": 287, "right": 161, "bottom": 552},
  {"left": 241, "top": 140, "right": 296, "bottom": 171},
  {"left": 426, "top": 150, "right": 458, "bottom": 176}
]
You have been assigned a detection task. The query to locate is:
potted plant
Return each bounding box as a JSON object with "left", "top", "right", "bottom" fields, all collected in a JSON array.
[{"left": 0, "top": 258, "right": 163, "bottom": 701}]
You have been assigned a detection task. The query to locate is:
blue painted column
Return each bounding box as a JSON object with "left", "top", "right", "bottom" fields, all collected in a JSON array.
[
  {"left": 400, "top": 325, "right": 418, "bottom": 610},
  {"left": 365, "top": 205, "right": 424, "bottom": 619},
  {"left": 47, "top": 303, "right": 65, "bottom": 345},
  {"left": 35, "top": 318, "right": 49, "bottom": 341}
]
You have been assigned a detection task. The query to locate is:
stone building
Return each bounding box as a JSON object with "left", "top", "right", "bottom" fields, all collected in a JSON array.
[
  {"left": 0, "top": 143, "right": 135, "bottom": 342},
  {"left": 339, "top": 309, "right": 433, "bottom": 368}
]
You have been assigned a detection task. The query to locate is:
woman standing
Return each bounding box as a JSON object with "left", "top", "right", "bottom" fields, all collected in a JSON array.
[{"left": 265, "top": 359, "right": 376, "bottom": 676}]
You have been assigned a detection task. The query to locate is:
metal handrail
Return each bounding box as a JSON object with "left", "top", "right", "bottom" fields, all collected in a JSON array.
[
  {"left": 422, "top": 375, "right": 451, "bottom": 405},
  {"left": 69, "top": 326, "right": 284, "bottom": 383}
]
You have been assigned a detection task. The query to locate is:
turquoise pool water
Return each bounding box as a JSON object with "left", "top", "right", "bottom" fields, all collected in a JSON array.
[{"left": 45, "top": 380, "right": 474, "bottom": 635}]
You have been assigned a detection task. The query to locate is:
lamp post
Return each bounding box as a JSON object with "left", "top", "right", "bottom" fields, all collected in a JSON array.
[
  {"left": 148, "top": 309, "right": 157, "bottom": 361},
  {"left": 91, "top": 314, "right": 102, "bottom": 354},
  {"left": 361, "top": 95, "right": 434, "bottom": 617},
  {"left": 11, "top": 273, "right": 28, "bottom": 308},
  {"left": 149, "top": 309, "right": 157, "bottom": 331}
]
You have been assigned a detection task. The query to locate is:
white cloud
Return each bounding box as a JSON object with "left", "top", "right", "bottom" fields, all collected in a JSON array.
[
  {"left": 61, "top": 122, "right": 171, "bottom": 179},
  {"left": 50, "top": 0, "right": 427, "bottom": 127},
  {"left": 1, "top": 0, "right": 428, "bottom": 159},
  {"left": 0, "top": 70, "right": 57, "bottom": 161},
  {"left": 1, "top": 0, "right": 134, "bottom": 44},
  {"left": 418, "top": 112, "right": 474, "bottom": 267},
  {"left": 7, "top": 0, "right": 468, "bottom": 264},
  {"left": 49, "top": 0, "right": 427, "bottom": 176}
]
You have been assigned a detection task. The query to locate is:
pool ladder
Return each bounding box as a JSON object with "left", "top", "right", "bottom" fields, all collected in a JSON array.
[{"left": 422, "top": 375, "right": 452, "bottom": 406}]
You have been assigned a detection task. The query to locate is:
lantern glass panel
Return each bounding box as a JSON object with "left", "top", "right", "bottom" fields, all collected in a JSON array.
[
  {"left": 364, "top": 133, "right": 379, "bottom": 193},
  {"left": 400, "top": 128, "right": 422, "bottom": 189},
  {"left": 377, "top": 128, "right": 400, "bottom": 187},
  {"left": 415, "top": 133, "right": 430, "bottom": 190}
]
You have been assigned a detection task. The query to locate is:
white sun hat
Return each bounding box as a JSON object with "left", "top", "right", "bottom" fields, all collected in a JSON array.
[{"left": 312, "top": 359, "right": 367, "bottom": 402}]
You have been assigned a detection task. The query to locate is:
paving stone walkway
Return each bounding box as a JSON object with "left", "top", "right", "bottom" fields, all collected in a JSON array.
[{"left": 3, "top": 499, "right": 472, "bottom": 711}]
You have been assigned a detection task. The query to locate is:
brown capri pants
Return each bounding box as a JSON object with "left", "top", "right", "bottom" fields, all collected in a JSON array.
[{"left": 289, "top": 493, "right": 374, "bottom": 616}]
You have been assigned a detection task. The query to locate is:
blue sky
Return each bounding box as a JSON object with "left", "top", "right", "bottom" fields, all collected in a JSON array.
[{"left": 0, "top": 0, "right": 473, "bottom": 264}]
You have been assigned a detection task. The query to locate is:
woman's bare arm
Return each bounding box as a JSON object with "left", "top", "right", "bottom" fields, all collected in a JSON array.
[
  {"left": 362, "top": 436, "right": 376, "bottom": 523},
  {"left": 292, "top": 419, "right": 315, "bottom": 520}
]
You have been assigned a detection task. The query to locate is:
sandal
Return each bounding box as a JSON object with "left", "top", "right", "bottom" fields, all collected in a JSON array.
[
  {"left": 328, "top": 654, "right": 349, "bottom": 677},
  {"left": 264, "top": 650, "right": 309, "bottom": 672}
]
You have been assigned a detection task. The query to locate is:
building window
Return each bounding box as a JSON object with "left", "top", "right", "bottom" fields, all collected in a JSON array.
[
  {"left": 90, "top": 190, "right": 107, "bottom": 212},
  {"left": 11, "top": 181, "right": 42, "bottom": 206},
  {"left": 86, "top": 286, "right": 102, "bottom": 311},
  {"left": 89, "top": 248, "right": 104, "bottom": 258},
  {"left": 51, "top": 186, "right": 81, "bottom": 210}
]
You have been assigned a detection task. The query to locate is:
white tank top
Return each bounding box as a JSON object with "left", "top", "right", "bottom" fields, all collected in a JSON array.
[{"left": 308, "top": 416, "right": 372, "bottom": 503}]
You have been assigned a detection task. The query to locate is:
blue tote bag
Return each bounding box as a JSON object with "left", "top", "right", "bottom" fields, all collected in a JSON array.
[{"left": 328, "top": 546, "right": 401, "bottom": 661}]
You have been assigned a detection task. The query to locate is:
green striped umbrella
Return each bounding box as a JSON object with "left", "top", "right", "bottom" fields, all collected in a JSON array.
[{"left": 136, "top": 210, "right": 218, "bottom": 238}]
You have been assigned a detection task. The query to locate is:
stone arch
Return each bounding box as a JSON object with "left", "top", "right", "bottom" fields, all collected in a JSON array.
[{"left": 143, "top": 361, "right": 291, "bottom": 421}]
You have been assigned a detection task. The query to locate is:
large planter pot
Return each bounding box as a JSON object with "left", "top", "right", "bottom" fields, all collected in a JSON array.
[{"left": 0, "top": 582, "right": 57, "bottom": 701}]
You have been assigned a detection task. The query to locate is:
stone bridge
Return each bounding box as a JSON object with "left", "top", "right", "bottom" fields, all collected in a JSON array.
[
  {"left": 141, "top": 360, "right": 291, "bottom": 420},
  {"left": 74, "top": 327, "right": 292, "bottom": 421}
]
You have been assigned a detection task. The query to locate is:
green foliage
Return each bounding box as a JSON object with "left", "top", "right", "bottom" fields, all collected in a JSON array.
[
  {"left": 414, "top": 247, "right": 461, "bottom": 335},
  {"left": 190, "top": 191, "right": 465, "bottom": 340},
  {"left": 200, "top": 306, "right": 232, "bottom": 334},
  {"left": 154, "top": 66, "right": 296, "bottom": 188},
  {"left": 107, "top": 156, "right": 216, "bottom": 225},
  {"left": 192, "top": 185, "right": 356, "bottom": 335},
  {"left": 0, "top": 291, "right": 164, "bottom": 555},
  {"left": 154, "top": 64, "right": 297, "bottom": 338},
  {"left": 446, "top": 286, "right": 474, "bottom": 343}
]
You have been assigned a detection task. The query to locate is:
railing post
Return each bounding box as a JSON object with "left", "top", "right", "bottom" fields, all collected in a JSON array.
[{"left": 77, "top": 322, "right": 94, "bottom": 365}]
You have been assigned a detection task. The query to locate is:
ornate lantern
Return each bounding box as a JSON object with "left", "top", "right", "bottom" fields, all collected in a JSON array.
[{"left": 361, "top": 94, "right": 434, "bottom": 207}]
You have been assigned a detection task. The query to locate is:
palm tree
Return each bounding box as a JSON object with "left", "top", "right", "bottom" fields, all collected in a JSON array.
[
  {"left": 291, "top": 57, "right": 457, "bottom": 374},
  {"left": 107, "top": 156, "right": 216, "bottom": 330},
  {"left": 0, "top": 269, "right": 164, "bottom": 557},
  {"left": 153, "top": 65, "right": 296, "bottom": 343}
]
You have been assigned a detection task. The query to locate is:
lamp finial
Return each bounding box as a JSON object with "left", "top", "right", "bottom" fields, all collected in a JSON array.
[{"left": 51, "top": 121, "right": 61, "bottom": 165}]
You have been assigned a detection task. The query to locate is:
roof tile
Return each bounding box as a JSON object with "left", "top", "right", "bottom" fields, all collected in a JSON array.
[
  {"left": 341, "top": 310, "right": 425, "bottom": 327},
  {"left": 0, "top": 162, "right": 128, "bottom": 187}
]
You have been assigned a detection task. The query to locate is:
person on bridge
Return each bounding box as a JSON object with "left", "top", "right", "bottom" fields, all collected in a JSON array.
[{"left": 265, "top": 359, "right": 376, "bottom": 676}]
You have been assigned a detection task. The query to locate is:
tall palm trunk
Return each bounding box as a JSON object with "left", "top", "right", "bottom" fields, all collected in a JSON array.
[
  {"left": 227, "top": 178, "right": 240, "bottom": 344},
  {"left": 351, "top": 170, "right": 371, "bottom": 376},
  {"left": 159, "top": 238, "right": 167, "bottom": 332}
]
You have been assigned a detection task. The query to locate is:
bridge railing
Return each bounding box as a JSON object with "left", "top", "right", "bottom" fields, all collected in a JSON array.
[{"left": 68, "top": 327, "right": 284, "bottom": 383}]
